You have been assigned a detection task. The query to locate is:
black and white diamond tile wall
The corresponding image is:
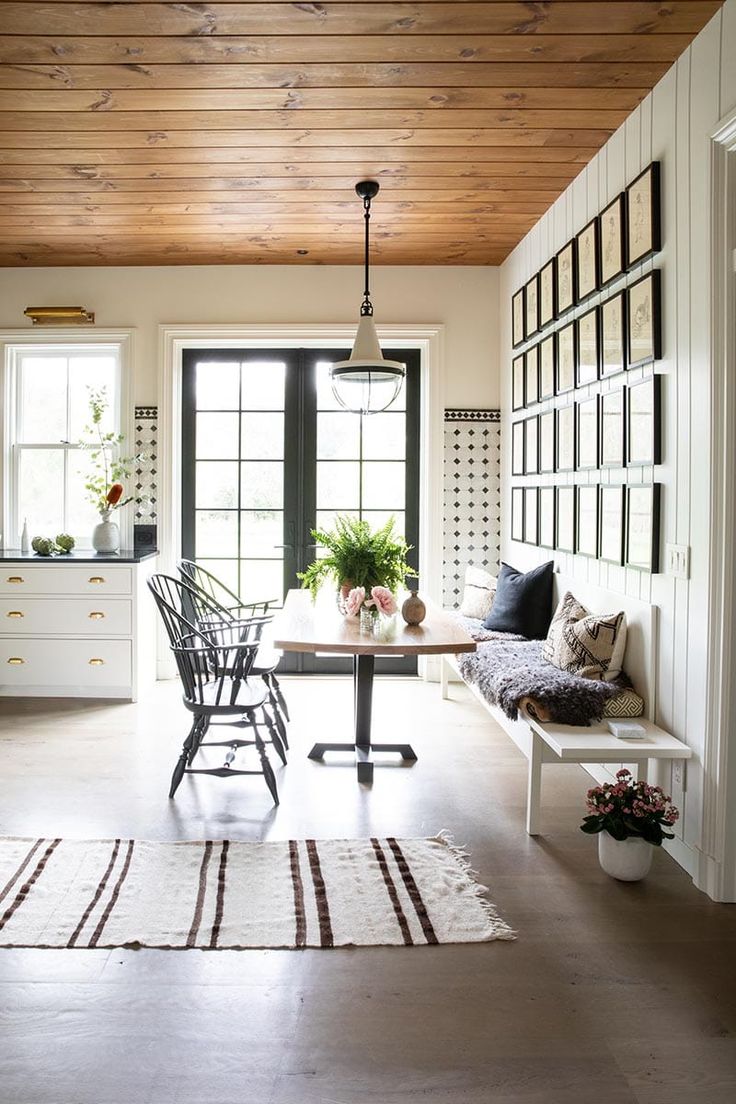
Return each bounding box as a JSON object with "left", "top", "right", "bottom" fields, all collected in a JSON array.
[
  {"left": 134, "top": 406, "right": 157, "bottom": 524},
  {"left": 443, "top": 410, "right": 501, "bottom": 607}
]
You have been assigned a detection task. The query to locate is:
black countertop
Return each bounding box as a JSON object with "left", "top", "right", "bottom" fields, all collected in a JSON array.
[{"left": 0, "top": 549, "right": 158, "bottom": 564}]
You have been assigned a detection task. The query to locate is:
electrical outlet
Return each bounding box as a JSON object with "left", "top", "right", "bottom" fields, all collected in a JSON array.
[
  {"left": 666, "top": 543, "right": 690, "bottom": 580},
  {"left": 673, "top": 760, "right": 684, "bottom": 787}
]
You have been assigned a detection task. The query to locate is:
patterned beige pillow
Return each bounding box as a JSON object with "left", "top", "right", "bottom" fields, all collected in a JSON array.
[
  {"left": 543, "top": 591, "right": 627, "bottom": 681},
  {"left": 459, "top": 566, "right": 497, "bottom": 620},
  {"left": 604, "top": 688, "right": 645, "bottom": 718}
]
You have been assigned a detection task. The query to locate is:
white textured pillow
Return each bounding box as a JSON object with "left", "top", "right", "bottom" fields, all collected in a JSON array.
[
  {"left": 543, "top": 591, "right": 627, "bottom": 681},
  {"left": 459, "top": 566, "right": 497, "bottom": 620}
]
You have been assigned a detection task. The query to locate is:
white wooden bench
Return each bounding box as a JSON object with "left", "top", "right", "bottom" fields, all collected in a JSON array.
[{"left": 441, "top": 573, "right": 692, "bottom": 834}]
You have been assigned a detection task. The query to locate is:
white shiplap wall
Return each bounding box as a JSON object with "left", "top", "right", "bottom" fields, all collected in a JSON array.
[{"left": 499, "top": 1, "right": 736, "bottom": 881}]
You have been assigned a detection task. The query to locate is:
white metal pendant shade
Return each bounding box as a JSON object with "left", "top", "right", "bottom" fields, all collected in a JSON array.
[{"left": 330, "top": 180, "right": 405, "bottom": 415}]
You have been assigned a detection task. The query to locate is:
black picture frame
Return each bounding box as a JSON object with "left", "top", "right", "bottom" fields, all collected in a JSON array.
[
  {"left": 600, "top": 386, "right": 626, "bottom": 469},
  {"left": 512, "top": 419, "right": 525, "bottom": 476},
  {"left": 525, "top": 344, "right": 539, "bottom": 407},
  {"left": 627, "top": 374, "right": 661, "bottom": 466},
  {"left": 523, "top": 486, "right": 539, "bottom": 545},
  {"left": 511, "top": 486, "right": 525, "bottom": 542},
  {"left": 555, "top": 485, "right": 576, "bottom": 552},
  {"left": 625, "top": 484, "right": 661, "bottom": 572},
  {"left": 525, "top": 273, "right": 540, "bottom": 339},
  {"left": 539, "top": 257, "right": 557, "bottom": 328},
  {"left": 512, "top": 288, "right": 525, "bottom": 348},
  {"left": 575, "top": 485, "right": 599, "bottom": 558},
  {"left": 576, "top": 305, "right": 599, "bottom": 387},
  {"left": 512, "top": 354, "right": 525, "bottom": 411},
  {"left": 555, "top": 403, "right": 575, "bottom": 472},
  {"left": 575, "top": 395, "right": 599, "bottom": 471},
  {"left": 599, "top": 192, "right": 627, "bottom": 286},
  {"left": 627, "top": 270, "right": 661, "bottom": 369},
  {"left": 601, "top": 291, "right": 627, "bottom": 378},
  {"left": 626, "top": 161, "right": 661, "bottom": 268},
  {"left": 539, "top": 487, "right": 556, "bottom": 549},
  {"left": 575, "top": 217, "right": 599, "bottom": 302},
  {"left": 555, "top": 239, "right": 576, "bottom": 316},
  {"left": 524, "top": 415, "right": 539, "bottom": 475},
  {"left": 539, "top": 409, "right": 555, "bottom": 474},
  {"left": 599, "top": 484, "right": 626, "bottom": 565},
  {"left": 556, "top": 320, "right": 576, "bottom": 395},
  {"left": 539, "top": 333, "right": 555, "bottom": 400}
]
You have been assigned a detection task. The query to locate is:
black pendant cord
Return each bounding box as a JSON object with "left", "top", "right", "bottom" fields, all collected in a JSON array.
[{"left": 361, "top": 194, "right": 373, "bottom": 317}]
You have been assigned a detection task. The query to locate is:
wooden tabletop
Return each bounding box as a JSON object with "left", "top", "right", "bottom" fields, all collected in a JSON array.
[{"left": 272, "top": 589, "right": 476, "bottom": 657}]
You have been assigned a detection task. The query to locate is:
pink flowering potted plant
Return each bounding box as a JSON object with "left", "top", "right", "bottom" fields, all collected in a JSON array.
[
  {"left": 345, "top": 584, "right": 398, "bottom": 634},
  {"left": 580, "top": 769, "right": 680, "bottom": 881}
]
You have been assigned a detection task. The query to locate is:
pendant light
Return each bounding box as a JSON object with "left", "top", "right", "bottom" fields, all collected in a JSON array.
[{"left": 330, "top": 181, "right": 405, "bottom": 415}]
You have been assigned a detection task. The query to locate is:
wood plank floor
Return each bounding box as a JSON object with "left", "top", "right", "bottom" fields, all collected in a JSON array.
[{"left": 0, "top": 677, "right": 734, "bottom": 1104}]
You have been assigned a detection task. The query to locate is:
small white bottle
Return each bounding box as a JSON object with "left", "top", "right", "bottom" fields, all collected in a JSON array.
[{"left": 20, "top": 518, "right": 30, "bottom": 554}]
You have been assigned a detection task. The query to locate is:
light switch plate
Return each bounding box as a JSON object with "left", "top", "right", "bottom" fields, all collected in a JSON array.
[{"left": 666, "top": 543, "right": 690, "bottom": 580}]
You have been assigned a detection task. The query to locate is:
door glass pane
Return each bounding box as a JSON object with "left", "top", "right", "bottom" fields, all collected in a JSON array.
[
  {"left": 362, "top": 413, "right": 405, "bottom": 460},
  {"left": 239, "top": 560, "right": 283, "bottom": 605},
  {"left": 199, "top": 559, "right": 240, "bottom": 594},
  {"left": 240, "top": 462, "right": 284, "bottom": 509},
  {"left": 362, "top": 462, "right": 405, "bottom": 510},
  {"left": 362, "top": 510, "right": 407, "bottom": 539},
  {"left": 317, "top": 461, "right": 360, "bottom": 509},
  {"left": 317, "top": 412, "right": 360, "bottom": 459},
  {"left": 196, "top": 361, "right": 240, "bottom": 410},
  {"left": 19, "top": 357, "right": 68, "bottom": 442},
  {"left": 241, "top": 361, "right": 285, "bottom": 410},
  {"left": 241, "top": 413, "right": 284, "bottom": 460},
  {"left": 19, "top": 449, "right": 65, "bottom": 535},
  {"left": 196, "top": 510, "right": 238, "bottom": 558},
  {"left": 196, "top": 413, "right": 239, "bottom": 459},
  {"left": 316, "top": 359, "right": 345, "bottom": 411},
  {"left": 196, "top": 461, "right": 238, "bottom": 509},
  {"left": 240, "top": 510, "right": 283, "bottom": 558}
]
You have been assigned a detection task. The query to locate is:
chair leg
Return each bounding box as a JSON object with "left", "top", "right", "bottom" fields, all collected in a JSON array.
[
  {"left": 263, "top": 674, "right": 289, "bottom": 750},
  {"left": 262, "top": 705, "right": 287, "bottom": 766},
  {"left": 253, "top": 720, "right": 279, "bottom": 806},
  {"left": 170, "top": 716, "right": 199, "bottom": 798},
  {"left": 271, "top": 673, "right": 290, "bottom": 722},
  {"left": 187, "top": 716, "right": 209, "bottom": 766}
]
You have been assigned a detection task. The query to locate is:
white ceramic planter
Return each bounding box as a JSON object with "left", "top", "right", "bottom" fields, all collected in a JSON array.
[
  {"left": 598, "top": 833, "right": 653, "bottom": 882},
  {"left": 92, "top": 510, "right": 120, "bottom": 554}
]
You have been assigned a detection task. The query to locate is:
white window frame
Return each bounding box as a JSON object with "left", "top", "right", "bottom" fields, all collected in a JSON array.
[{"left": 1, "top": 330, "right": 134, "bottom": 550}]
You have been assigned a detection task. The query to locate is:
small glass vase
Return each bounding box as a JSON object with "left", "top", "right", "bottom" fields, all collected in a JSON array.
[
  {"left": 92, "top": 509, "right": 120, "bottom": 554},
  {"left": 359, "top": 607, "right": 378, "bottom": 634}
]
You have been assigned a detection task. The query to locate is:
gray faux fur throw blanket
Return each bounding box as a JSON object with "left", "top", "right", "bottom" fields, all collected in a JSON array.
[{"left": 456, "top": 618, "right": 626, "bottom": 725}]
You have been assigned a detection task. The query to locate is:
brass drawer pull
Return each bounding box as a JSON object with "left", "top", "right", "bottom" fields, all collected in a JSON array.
[
  {"left": 88, "top": 611, "right": 105, "bottom": 620},
  {"left": 7, "top": 576, "right": 24, "bottom": 584},
  {"left": 7, "top": 657, "right": 25, "bottom": 665},
  {"left": 88, "top": 657, "right": 105, "bottom": 666},
  {"left": 6, "top": 611, "right": 24, "bottom": 618},
  {"left": 88, "top": 576, "right": 105, "bottom": 584}
]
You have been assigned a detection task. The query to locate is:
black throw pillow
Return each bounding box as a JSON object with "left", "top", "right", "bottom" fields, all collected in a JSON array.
[{"left": 482, "top": 560, "right": 554, "bottom": 639}]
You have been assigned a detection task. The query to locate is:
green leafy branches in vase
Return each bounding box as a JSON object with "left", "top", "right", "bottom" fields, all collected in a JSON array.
[{"left": 79, "top": 387, "right": 144, "bottom": 554}]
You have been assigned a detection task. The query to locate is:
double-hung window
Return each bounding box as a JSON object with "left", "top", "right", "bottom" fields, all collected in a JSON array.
[{"left": 4, "top": 342, "right": 125, "bottom": 547}]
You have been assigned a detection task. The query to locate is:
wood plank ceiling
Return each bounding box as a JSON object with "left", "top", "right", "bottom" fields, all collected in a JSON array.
[{"left": 0, "top": 1, "right": 724, "bottom": 266}]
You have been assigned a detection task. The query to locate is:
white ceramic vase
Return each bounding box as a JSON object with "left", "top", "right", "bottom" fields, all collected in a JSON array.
[
  {"left": 598, "top": 833, "right": 653, "bottom": 882},
  {"left": 92, "top": 509, "right": 120, "bottom": 554}
]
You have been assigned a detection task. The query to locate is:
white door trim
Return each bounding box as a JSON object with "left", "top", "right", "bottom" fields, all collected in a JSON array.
[
  {"left": 699, "top": 105, "right": 736, "bottom": 901},
  {"left": 157, "top": 323, "right": 446, "bottom": 678}
]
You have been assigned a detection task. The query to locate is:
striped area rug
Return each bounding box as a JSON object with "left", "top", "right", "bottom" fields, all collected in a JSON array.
[{"left": 0, "top": 835, "right": 514, "bottom": 949}]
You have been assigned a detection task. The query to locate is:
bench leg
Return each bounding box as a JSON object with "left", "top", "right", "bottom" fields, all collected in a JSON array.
[
  {"left": 441, "top": 656, "right": 450, "bottom": 700},
  {"left": 526, "top": 728, "right": 543, "bottom": 836}
]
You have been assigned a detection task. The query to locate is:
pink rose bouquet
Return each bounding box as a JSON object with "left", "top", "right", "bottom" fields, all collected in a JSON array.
[
  {"left": 370, "top": 586, "right": 397, "bottom": 616},
  {"left": 345, "top": 586, "right": 366, "bottom": 618}
]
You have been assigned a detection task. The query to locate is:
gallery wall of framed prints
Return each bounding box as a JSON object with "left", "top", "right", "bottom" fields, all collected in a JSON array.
[{"left": 509, "top": 161, "right": 663, "bottom": 574}]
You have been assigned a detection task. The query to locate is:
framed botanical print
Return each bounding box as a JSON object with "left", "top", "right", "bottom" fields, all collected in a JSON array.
[
  {"left": 539, "top": 487, "right": 555, "bottom": 549},
  {"left": 525, "top": 273, "right": 540, "bottom": 339},
  {"left": 625, "top": 484, "right": 661, "bottom": 572},
  {"left": 576, "top": 306, "right": 599, "bottom": 387},
  {"left": 556, "top": 320, "right": 576, "bottom": 394},
  {"left": 575, "top": 395, "right": 599, "bottom": 471},
  {"left": 600, "top": 386, "right": 626, "bottom": 469},
  {"left": 555, "top": 239, "right": 576, "bottom": 316},
  {"left": 512, "top": 419, "right": 525, "bottom": 476},
  {"left": 601, "top": 291, "right": 627, "bottom": 377},
  {"left": 627, "top": 270, "right": 661, "bottom": 368},
  {"left": 555, "top": 403, "right": 575, "bottom": 472},
  {"left": 575, "top": 485, "right": 599, "bottom": 558},
  {"left": 525, "top": 344, "right": 539, "bottom": 406},
  {"left": 539, "top": 410, "right": 555, "bottom": 473},
  {"left": 511, "top": 486, "right": 525, "bottom": 542},
  {"left": 524, "top": 415, "right": 539, "bottom": 475},
  {"left": 512, "top": 288, "right": 525, "bottom": 348},
  {"left": 512, "top": 354, "right": 525, "bottom": 411},
  {"left": 555, "top": 485, "right": 576, "bottom": 552},
  {"left": 599, "top": 485, "right": 625, "bottom": 564},
  {"left": 600, "top": 193, "right": 626, "bottom": 286},
  {"left": 575, "top": 217, "right": 599, "bottom": 302},
  {"left": 627, "top": 375, "right": 661, "bottom": 466},
  {"left": 626, "top": 161, "right": 661, "bottom": 267},
  {"left": 539, "top": 333, "right": 555, "bottom": 400},
  {"left": 539, "top": 258, "right": 556, "bottom": 327},
  {"left": 524, "top": 487, "right": 539, "bottom": 545}
]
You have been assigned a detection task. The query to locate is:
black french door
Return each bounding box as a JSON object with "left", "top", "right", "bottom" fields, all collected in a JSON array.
[{"left": 181, "top": 347, "right": 420, "bottom": 674}]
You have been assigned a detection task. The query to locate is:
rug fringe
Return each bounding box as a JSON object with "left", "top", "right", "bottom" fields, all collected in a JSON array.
[{"left": 433, "top": 829, "right": 517, "bottom": 941}]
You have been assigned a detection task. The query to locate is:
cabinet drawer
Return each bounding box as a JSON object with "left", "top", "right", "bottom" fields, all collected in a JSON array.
[
  {"left": 0, "top": 639, "right": 132, "bottom": 689},
  {"left": 0, "top": 566, "right": 132, "bottom": 596},
  {"left": 0, "top": 599, "right": 132, "bottom": 636}
]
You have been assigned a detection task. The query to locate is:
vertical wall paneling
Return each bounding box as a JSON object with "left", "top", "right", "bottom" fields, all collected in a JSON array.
[{"left": 499, "top": 2, "right": 736, "bottom": 888}]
